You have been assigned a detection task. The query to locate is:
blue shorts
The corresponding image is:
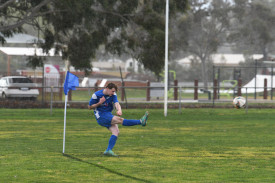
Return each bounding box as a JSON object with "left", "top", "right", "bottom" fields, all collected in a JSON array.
[{"left": 94, "top": 111, "right": 114, "bottom": 128}]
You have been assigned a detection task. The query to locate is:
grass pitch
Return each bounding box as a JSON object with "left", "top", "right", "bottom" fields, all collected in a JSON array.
[{"left": 0, "top": 108, "right": 274, "bottom": 182}]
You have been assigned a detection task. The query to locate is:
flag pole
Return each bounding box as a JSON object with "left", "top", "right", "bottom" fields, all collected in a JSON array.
[
  {"left": 62, "top": 70, "right": 79, "bottom": 154},
  {"left": 164, "top": 0, "right": 169, "bottom": 117},
  {"left": 63, "top": 94, "right": 68, "bottom": 154}
]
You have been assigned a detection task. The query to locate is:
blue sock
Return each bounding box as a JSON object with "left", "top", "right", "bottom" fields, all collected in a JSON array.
[
  {"left": 122, "top": 119, "right": 141, "bottom": 126},
  {"left": 106, "top": 135, "right": 117, "bottom": 151}
]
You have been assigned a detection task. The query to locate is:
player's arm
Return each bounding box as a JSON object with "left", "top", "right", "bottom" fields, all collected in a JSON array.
[
  {"left": 114, "top": 102, "right": 122, "bottom": 116},
  {"left": 88, "top": 96, "right": 105, "bottom": 110}
]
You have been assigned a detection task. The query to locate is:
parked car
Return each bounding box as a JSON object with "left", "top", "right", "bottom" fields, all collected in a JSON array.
[{"left": 0, "top": 76, "right": 39, "bottom": 100}]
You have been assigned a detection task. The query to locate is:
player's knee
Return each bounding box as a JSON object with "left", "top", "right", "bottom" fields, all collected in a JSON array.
[
  {"left": 112, "top": 116, "right": 124, "bottom": 124},
  {"left": 113, "top": 129, "right": 119, "bottom": 136},
  {"left": 116, "top": 117, "right": 124, "bottom": 124}
]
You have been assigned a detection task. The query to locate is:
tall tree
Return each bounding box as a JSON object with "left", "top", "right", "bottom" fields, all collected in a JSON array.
[
  {"left": 177, "top": 0, "right": 231, "bottom": 89},
  {"left": 0, "top": 0, "right": 188, "bottom": 76},
  {"left": 0, "top": 0, "right": 54, "bottom": 44},
  {"left": 229, "top": 0, "right": 275, "bottom": 60},
  {"left": 124, "top": 0, "right": 188, "bottom": 77}
]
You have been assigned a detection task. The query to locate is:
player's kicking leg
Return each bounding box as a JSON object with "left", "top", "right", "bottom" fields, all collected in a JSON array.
[{"left": 111, "top": 111, "right": 149, "bottom": 127}]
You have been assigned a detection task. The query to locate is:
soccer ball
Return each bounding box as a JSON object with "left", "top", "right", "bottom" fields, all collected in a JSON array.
[{"left": 233, "top": 96, "right": 246, "bottom": 109}]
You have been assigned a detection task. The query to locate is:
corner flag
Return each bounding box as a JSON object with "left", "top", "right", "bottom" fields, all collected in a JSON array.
[
  {"left": 63, "top": 71, "right": 79, "bottom": 95},
  {"left": 63, "top": 71, "right": 79, "bottom": 154}
]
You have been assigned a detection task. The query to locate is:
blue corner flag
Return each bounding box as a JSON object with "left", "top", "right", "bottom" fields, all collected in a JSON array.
[
  {"left": 63, "top": 71, "right": 79, "bottom": 153},
  {"left": 63, "top": 71, "right": 79, "bottom": 95}
]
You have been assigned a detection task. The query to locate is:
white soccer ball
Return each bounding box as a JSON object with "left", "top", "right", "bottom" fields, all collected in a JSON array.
[{"left": 233, "top": 96, "right": 246, "bottom": 109}]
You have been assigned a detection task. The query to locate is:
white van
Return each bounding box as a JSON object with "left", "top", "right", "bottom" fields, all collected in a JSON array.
[{"left": 0, "top": 76, "right": 39, "bottom": 100}]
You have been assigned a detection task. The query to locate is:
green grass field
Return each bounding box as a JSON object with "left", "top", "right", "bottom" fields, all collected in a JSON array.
[{"left": 0, "top": 108, "right": 275, "bottom": 182}]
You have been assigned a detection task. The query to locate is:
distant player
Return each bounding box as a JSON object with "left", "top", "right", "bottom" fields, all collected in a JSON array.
[{"left": 88, "top": 83, "right": 149, "bottom": 156}]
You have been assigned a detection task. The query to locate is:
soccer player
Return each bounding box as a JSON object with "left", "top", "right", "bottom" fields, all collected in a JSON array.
[{"left": 88, "top": 83, "right": 149, "bottom": 156}]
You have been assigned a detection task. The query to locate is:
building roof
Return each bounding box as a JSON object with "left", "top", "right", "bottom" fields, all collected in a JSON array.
[
  {"left": 0, "top": 47, "right": 61, "bottom": 57},
  {"left": 2, "top": 33, "right": 44, "bottom": 44},
  {"left": 177, "top": 54, "right": 263, "bottom": 67},
  {"left": 1, "top": 76, "right": 28, "bottom": 78}
]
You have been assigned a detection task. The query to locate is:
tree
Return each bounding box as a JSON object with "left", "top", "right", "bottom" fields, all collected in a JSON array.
[
  {"left": 1, "top": 0, "right": 188, "bottom": 76},
  {"left": 0, "top": 0, "right": 54, "bottom": 44},
  {"left": 44, "top": 0, "right": 188, "bottom": 76},
  {"left": 124, "top": 0, "right": 188, "bottom": 77},
  {"left": 176, "top": 0, "right": 231, "bottom": 89},
  {"left": 229, "top": 0, "right": 275, "bottom": 59}
]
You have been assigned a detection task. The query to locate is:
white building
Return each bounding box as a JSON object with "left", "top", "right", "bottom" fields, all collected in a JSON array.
[
  {"left": 177, "top": 54, "right": 263, "bottom": 67},
  {"left": 91, "top": 58, "right": 143, "bottom": 73},
  {"left": 125, "top": 58, "right": 143, "bottom": 72}
]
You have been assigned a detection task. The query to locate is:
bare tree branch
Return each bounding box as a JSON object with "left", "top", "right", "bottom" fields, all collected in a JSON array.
[
  {"left": 0, "top": 0, "right": 53, "bottom": 32},
  {"left": 0, "top": 0, "right": 16, "bottom": 9}
]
